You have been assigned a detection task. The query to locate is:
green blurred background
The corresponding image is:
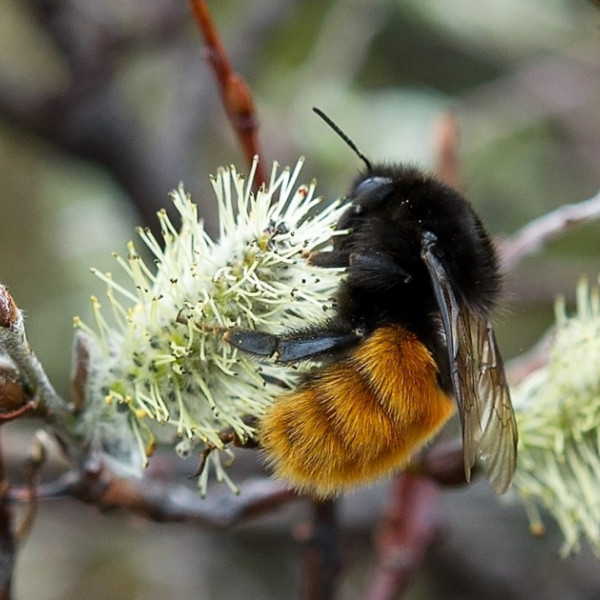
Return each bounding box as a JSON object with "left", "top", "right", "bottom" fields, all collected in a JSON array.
[{"left": 1, "top": 0, "right": 600, "bottom": 598}]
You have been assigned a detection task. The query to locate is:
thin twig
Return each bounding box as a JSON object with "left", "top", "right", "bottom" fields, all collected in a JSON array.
[
  {"left": 362, "top": 475, "right": 439, "bottom": 600},
  {"left": 188, "top": 0, "right": 267, "bottom": 186},
  {"left": 300, "top": 499, "right": 340, "bottom": 600},
  {"left": 0, "top": 288, "right": 86, "bottom": 467},
  {"left": 0, "top": 287, "right": 67, "bottom": 423},
  {"left": 0, "top": 432, "right": 14, "bottom": 600},
  {"left": 499, "top": 189, "right": 600, "bottom": 271}
]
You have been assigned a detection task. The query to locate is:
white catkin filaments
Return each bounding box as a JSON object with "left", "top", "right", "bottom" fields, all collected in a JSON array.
[{"left": 76, "top": 158, "right": 347, "bottom": 495}]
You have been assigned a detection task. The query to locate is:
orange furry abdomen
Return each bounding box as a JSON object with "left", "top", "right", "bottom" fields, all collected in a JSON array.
[{"left": 259, "top": 324, "right": 455, "bottom": 497}]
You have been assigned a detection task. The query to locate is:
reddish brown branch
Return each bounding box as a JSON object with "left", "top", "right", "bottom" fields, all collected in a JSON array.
[
  {"left": 362, "top": 475, "right": 439, "bottom": 600},
  {"left": 0, "top": 433, "right": 14, "bottom": 600},
  {"left": 0, "top": 403, "right": 36, "bottom": 424},
  {"left": 188, "top": 0, "right": 268, "bottom": 186},
  {"left": 414, "top": 438, "right": 469, "bottom": 487},
  {"left": 434, "top": 111, "right": 461, "bottom": 189},
  {"left": 300, "top": 499, "right": 340, "bottom": 600}
]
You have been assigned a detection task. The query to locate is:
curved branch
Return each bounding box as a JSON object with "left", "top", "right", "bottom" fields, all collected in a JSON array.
[
  {"left": 188, "top": 0, "right": 267, "bottom": 186},
  {"left": 499, "top": 189, "right": 600, "bottom": 271},
  {"left": 8, "top": 468, "right": 297, "bottom": 530}
]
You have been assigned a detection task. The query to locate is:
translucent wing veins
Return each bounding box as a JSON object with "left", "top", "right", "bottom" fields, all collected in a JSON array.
[
  {"left": 421, "top": 231, "right": 517, "bottom": 493},
  {"left": 476, "top": 319, "right": 518, "bottom": 493}
]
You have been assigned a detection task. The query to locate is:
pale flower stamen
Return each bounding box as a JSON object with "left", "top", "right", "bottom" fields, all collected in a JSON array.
[
  {"left": 513, "top": 278, "right": 600, "bottom": 556},
  {"left": 75, "top": 158, "right": 347, "bottom": 496}
]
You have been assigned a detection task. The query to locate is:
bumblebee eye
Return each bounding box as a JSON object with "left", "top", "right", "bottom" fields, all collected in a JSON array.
[
  {"left": 352, "top": 176, "right": 394, "bottom": 213},
  {"left": 354, "top": 176, "right": 392, "bottom": 196}
]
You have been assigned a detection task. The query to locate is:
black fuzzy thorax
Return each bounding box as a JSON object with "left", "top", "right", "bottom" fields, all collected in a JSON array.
[{"left": 332, "top": 164, "right": 501, "bottom": 347}]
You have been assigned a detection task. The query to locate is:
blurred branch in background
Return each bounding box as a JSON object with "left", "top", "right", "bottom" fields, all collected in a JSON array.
[
  {"left": 499, "top": 189, "right": 600, "bottom": 271},
  {"left": 187, "top": 0, "right": 267, "bottom": 186},
  {"left": 0, "top": 432, "right": 15, "bottom": 600},
  {"left": 8, "top": 472, "right": 296, "bottom": 530},
  {"left": 0, "top": 0, "right": 195, "bottom": 233},
  {"left": 362, "top": 476, "right": 439, "bottom": 600}
]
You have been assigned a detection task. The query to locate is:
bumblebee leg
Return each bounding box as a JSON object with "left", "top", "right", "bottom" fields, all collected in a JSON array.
[
  {"left": 224, "top": 328, "right": 361, "bottom": 363},
  {"left": 223, "top": 329, "right": 278, "bottom": 357},
  {"left": 308, "top": 250, "right": 350, "bottom": 268},
  {"left": 192, "top": 416, "right": 261, "bottom": 478},
  {"left": 348, "top": 252, "right": 412, "bottom": 286},
  {"left": 310, "top": 250, "right": 411, "bottom": 289},
  {"left": 276, "top": 331, "right": 360, "bottom": 362}
]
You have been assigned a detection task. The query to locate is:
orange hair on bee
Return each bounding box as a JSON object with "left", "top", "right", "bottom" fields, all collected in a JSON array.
[{"left": 259, "top": 325, "right": 455, "bottom": 497}]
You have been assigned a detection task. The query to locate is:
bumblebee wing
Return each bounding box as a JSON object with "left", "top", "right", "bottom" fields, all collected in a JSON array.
[
  {"left": 421, "top": 232, "right": 517, "bottom": 493},
  {"left": 420, "top": 232, "right": 482, "bottom": 479},
  {"left": 475, "top": 317, "right": 518, "bottom": 493}
]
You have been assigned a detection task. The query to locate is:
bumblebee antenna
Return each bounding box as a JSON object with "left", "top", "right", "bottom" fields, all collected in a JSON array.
[{"left": 313, "top": 107, "right": 372, "bottom": 171}]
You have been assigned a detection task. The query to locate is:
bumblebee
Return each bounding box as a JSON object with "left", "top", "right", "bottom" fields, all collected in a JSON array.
[{"left": 224, "top": 112, "right": 518, "bottom": 497}]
